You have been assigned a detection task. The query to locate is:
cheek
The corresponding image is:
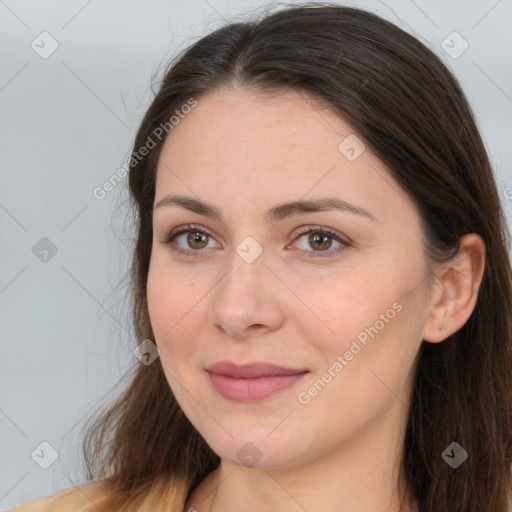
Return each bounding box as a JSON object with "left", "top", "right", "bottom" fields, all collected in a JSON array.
[
  {"left": 292, "top": 257, "right": 422, "bottom": 408},
  {"left": 146, "top": 259, "right": 204, "bottom": 363},
  {"left": 287, "top": 262, "right": 403, "bottom": 349},
  {"left": 315, "top": 267, "right": 421, "bottom": 384}
]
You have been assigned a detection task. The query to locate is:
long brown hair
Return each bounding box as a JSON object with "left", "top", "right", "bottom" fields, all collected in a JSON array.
[{"left": 81, "top": 3, "right": 512, "bottom": 511}]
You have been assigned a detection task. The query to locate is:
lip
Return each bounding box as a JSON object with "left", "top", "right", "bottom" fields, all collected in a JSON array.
[
  {"left": 206, "top": 361, "right": 308, "bottom": 378},
  {"left": 206, "top": 361, "right": 309, "bottom": 402}
]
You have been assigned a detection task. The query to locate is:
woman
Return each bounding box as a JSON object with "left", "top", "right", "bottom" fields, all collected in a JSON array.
[{"left": 11, "top": 3, "right": 512, "bottom": 511}]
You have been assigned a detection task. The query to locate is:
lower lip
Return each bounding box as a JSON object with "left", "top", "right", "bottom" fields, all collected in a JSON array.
[{"left": 208, "top": 371, "right": 308, "bottom": 402}]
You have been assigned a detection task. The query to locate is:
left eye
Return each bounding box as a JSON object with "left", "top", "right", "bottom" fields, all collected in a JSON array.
[
  {"left": 161, "top": 224, "right": 351, "bottom": 258},
  {"left": 290, "top": 227, "right": 351, "bottom": 258}
]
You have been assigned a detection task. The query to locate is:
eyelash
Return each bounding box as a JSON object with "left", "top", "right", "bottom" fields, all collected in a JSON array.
[{"left": 161, "top": 223, "right": 352, "bottom": 259}]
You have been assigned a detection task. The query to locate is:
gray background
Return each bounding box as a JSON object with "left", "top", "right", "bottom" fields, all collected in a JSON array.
[{"left": 1, "top": 0, "right": 511, "bottom": 509}]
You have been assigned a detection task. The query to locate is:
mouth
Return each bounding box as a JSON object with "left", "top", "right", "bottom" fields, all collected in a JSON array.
[{"left": 205, "top": 361, "right": 309, "bottom": 402}]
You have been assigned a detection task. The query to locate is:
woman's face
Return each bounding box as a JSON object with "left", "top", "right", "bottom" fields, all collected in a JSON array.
[{"left": 147, "top": 86, "right": 432, "bottom": 469}]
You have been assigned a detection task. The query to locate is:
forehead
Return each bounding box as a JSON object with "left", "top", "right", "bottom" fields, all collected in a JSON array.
[
  {"left": 161, "top": 86, "right": 348, "bottom": 158},
  {"left": 154, "top": 86, "right": 417, "bottom": 228}
]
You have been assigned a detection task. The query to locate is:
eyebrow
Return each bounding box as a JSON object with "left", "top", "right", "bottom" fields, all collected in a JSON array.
[{"left": 153, "top": 194, "right": 377, "bottom": 223}]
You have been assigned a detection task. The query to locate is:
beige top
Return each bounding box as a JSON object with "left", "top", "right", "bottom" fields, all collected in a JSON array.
[
  {"left": 7, "top": 481, "right": 116, "bottom": 512},
  {"left": 7, "top": 478, "right": 189, "bottom": 512}
]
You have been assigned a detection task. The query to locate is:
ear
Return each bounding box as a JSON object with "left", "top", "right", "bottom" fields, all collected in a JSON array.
[{"left": 422, "top": 233, "right": 486, "bottom": 343}]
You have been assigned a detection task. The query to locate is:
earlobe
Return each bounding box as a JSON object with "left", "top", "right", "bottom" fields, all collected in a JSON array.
[{"left": 422, "top": 233, "right": 486, "bottom": 344}]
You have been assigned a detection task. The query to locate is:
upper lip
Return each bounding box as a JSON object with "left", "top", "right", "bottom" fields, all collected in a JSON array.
[{"left": 206, "top": 361, "right": 308, "bottom": 378}]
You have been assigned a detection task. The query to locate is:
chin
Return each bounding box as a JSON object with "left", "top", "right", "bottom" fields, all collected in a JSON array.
[{"left": 195, "top": 420, "right": 313, "bottom": 470}]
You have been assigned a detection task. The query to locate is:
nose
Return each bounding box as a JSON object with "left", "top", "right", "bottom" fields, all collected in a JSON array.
[{"left": 208, "top": 246, "right": 285, "bottom": 341}]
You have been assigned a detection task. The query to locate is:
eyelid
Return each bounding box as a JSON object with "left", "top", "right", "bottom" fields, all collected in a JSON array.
[
  {"left": 165, "top": 223, "right": 216, "bottom": 242},
  {"left": 292, "top": 225, "right": 351, "bottom": 244}
]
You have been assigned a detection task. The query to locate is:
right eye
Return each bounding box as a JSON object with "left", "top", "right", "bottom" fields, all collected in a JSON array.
[{"left": 161, "top": 224, "right": 220, "bottom": 257}]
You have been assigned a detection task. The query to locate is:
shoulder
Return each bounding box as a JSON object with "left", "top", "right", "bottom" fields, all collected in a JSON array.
[{"left": 7, "top": 480, "right": 112, "bottom": 512}]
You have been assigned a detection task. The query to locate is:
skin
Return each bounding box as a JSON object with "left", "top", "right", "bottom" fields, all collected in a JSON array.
[{"left": 146, "top": 85, "right": 486, "bottom": 512}]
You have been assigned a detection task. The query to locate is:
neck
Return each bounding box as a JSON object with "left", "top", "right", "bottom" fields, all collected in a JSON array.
[{"left": 185, "top": 401, "right": 418, "bottom": 512}]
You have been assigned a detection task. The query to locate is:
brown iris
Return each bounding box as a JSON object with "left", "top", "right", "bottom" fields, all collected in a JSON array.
[
  {"left": 187, "top": 232, "right": 209, "bottom": 249},
  {"left": 308, "top": 232, "right": 332, "bottom": 251}
]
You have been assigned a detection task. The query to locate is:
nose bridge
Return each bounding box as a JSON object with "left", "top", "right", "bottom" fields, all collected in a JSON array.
[
  {"left": 208, "top": 239, "right": 284, "bottom": 338},
  {"left": 216, "top": 240, "right": 268, "bottom": 308}
]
